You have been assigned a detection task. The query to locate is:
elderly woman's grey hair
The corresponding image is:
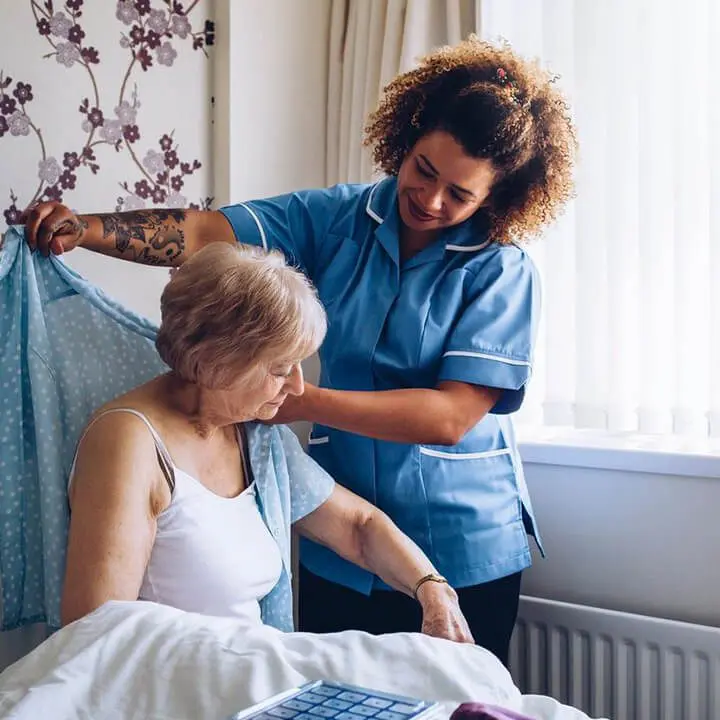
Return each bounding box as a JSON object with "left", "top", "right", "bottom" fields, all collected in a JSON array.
[{"left": 156, "top": 242, "right": 327, "bottom": 389}]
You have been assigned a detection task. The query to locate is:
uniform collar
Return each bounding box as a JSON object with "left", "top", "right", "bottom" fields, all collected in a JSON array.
[
  {"left": 365, "top": 177, "right": 400, "bottom": 266},
  {"left": 365, "top": 176, "right": 493, "bottom": 267},
  {"left": 365, "top": 175, "right": 397, "bottom": 224}
]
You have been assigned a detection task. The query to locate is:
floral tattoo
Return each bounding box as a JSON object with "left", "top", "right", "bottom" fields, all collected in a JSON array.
[{"left": 99, "top": 209, "right": 186, "bottom": 265}]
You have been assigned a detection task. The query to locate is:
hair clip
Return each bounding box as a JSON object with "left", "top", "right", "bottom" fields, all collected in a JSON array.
[{"left": 496, "top": 67, "right": 522, "bottom": 106}]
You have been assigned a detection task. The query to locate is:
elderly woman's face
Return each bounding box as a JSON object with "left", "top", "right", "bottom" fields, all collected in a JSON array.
[
  {"left": 210, "top": 357, "right": 306, "bottom": 423},
  {"left": 397, "top": 130, "right": 496, "bottom": 233}
]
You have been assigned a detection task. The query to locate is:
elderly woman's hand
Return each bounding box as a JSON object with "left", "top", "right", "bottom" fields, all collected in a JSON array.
[{"left": 416, "top": 581, "right": 474, "bottom": 644}]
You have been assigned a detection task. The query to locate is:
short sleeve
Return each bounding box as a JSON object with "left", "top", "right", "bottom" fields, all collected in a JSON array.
[
  {"left": 218, "top": 186, "right": 349, "bottom": 280},
  {"left": 277, "top": 425, "right": 335, "bottom": 523},
  {"left": 438, "top": 247, "right": 540, "bottom": 415}
]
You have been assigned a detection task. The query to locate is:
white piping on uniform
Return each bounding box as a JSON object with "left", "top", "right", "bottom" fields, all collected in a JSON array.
[
  {"left": 238, "top": 202, "right": 268, "bottom": 250},
  {"left": 445, "top": 239, "right": 492, "bottom": 252},
  {"left": 443, "top": 350, "right": 530, "bottom": 367},
  {"left": 419, "top": 446, "right": 512, "bottom": 460},
  {"left": 365, "top": 183, "right": 383, "bottom": 224}
]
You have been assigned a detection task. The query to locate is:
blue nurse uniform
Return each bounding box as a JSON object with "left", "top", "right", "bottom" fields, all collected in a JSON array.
[{"left": 219, "top": 176, "right": 543, "bottom": 595}]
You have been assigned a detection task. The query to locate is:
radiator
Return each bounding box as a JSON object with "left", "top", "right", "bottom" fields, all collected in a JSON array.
[{"left": 509, "top": 596, "right": 720, "bottom": 720}]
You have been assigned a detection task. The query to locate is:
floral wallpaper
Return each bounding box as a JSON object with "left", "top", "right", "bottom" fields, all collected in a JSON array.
[{"left": 0, "top": 0, "right": 214, "bottom": 233}]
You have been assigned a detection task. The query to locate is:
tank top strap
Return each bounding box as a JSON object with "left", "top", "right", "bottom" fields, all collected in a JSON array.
[{"left": 69, "top": 408, "right": 176, "bottom": 492}]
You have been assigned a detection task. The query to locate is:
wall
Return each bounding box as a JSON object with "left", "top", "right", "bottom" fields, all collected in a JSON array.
[
  {"left": 0, "top": 0, "right": 214, "bottom": 323},
  {"left": 520, "top": 459, "right": 720, "bottom": 628},
  {"left": 0, "top": 0, "right": 332, "bottom": 318},
  {"left": 213, "top": 0, "right": 331, "bottom": 206}
]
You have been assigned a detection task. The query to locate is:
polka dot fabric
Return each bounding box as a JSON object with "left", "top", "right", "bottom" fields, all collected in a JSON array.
[{"left": 0, "top": 227, "right": 334, "bottom": 633}]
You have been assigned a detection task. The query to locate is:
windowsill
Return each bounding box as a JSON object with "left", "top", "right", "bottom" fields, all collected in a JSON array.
[{"left": 516, "top": 427, "right": 720, "bottom": 479}]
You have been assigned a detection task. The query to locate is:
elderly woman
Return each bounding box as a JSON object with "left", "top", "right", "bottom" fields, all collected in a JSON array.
[{"left": 62, "top": 241, "right": 472, "bottom": 643}]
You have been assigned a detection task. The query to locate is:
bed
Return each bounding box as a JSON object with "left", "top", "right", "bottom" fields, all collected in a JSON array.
[{"left": 0, "top": 601, "right": 606, "bottom": 720}]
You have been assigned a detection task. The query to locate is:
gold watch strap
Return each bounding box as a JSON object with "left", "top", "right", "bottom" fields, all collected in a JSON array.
[{"left": 412, "top": 572, "right": 448, "bottom": 600}]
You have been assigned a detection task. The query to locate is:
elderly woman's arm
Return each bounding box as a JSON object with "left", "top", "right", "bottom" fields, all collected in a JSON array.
[
  {"left": 61, "top": 414, "right": 166, "bottom": 626},
  {"left": 293, "top": 485, "right": 474, "bottom": 644}
]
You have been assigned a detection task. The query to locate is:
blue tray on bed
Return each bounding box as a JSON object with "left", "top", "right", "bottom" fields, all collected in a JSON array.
[{"left": 226, "top": 680, "right": 441, "bottom": 720}]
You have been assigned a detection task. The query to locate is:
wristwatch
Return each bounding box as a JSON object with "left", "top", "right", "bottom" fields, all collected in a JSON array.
[{"left": 412, "top": 572, "right": 449, "bottom": 600}]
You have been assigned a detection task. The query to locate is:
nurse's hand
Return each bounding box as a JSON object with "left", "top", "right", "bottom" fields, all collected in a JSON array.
[
  {"left": 417, "top": 582, "right": 474, "bottom": 645},
  {"left": 23, "top": 202, "right": 86, "bottom": 256}
]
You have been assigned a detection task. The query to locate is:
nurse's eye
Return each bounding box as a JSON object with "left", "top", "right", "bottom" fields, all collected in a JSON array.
[
  {"left": 415, "top": 162, "right": 434, "bottom": 179},
  {"left": 450, "top": 190, "right": 471, "bottom": 204},
  {"left": 271, "top": 367, "right": 293, "bottom": 378}
]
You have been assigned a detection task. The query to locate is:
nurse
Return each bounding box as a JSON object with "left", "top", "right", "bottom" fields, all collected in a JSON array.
[{"left": 24, "top": 37, "right": 576, "bottom": 665}]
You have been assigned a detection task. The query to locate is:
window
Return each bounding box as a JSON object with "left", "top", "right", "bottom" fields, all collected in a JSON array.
[{"left": 481, "top": 0, "right": 720, "bottom": 442}]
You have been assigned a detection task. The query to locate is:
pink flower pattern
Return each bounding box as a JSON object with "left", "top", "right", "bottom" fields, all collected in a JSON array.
[{"left": 1, "top": 1, "right": 214, "bottom": 228}]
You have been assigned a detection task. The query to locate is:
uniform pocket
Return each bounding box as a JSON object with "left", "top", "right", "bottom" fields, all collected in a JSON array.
[{"left": 418, "top": 445, "right": 521, "bottom": 537}]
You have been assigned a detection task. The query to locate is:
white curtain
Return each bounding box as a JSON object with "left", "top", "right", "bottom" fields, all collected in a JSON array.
[
  {"left": 479, "top": 0, "right": 720, "bottom": 441},
  {"left": 325, "top": 0, "right": 481, "bottom": 185}
]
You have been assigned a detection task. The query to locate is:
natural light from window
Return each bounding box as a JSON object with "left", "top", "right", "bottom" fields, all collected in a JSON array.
[{"left": 480, "top": 0, "right": 720, "bottom": 450}]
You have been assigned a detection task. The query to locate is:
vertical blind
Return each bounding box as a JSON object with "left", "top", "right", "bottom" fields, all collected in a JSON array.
[{"left": 480, "top": 0, "right": 720, "bottom": 440}]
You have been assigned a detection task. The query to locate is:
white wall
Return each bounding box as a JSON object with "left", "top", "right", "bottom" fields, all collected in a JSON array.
[
  {"left": 520, "top": 460, "right": 720, "bottom": 628},
  {"left": 213, "top": 0, "right": 331, "bottom": 206}
]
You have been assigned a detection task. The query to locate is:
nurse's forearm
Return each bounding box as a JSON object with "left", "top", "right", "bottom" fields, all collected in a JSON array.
[
  {"left": 77, "top": 211, "right": 191, "bottom": 265},
  {"left": 303, "top": 382, "right": 499, "bottom": 445},
  {"left": 79, "top": 209, "right": 237, "bottom": 265},
  {"left": 30, "top": 208, "right": 233, "bottom": 266}
]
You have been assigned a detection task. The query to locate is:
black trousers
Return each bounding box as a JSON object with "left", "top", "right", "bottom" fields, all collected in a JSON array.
[{"left": 298, "top": 565, "right": 522, "bottom": 667}]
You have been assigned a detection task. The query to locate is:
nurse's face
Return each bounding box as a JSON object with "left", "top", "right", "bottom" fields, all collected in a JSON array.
[{"left": 397, "top": 130, "right": 497, "bottom": 233}]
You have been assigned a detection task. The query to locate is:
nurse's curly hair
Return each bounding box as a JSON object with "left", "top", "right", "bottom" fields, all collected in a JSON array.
[{"left": 363, "top": 36, "right": 577, "bottom": 245}]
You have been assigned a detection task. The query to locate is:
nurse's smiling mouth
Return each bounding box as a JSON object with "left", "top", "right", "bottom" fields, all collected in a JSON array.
[{"left": 407, "top": 195, "right": 440, "bottom": 223}]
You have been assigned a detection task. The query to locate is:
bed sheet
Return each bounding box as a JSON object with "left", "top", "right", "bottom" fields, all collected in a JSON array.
[{"left": 0, "top": 601, "right": 606, "bottom": 720}]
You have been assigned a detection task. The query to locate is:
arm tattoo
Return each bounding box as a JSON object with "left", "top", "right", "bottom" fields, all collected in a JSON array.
[
  {"left": 51, "top": 216, "right": 88, "bottom": 243},
  {"left": 98, "top": 209, "right": 186, "bottom": 266},
  {"left": 75, "top": 217, "right": 89, "bottom": 243}
]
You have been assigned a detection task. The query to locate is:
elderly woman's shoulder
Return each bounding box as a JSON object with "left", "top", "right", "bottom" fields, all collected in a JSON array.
[{"left": 80, "top": 380, "right": 169, "bottom": 444}]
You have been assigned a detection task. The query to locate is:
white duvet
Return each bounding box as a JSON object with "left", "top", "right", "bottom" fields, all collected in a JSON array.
[{"left": 0, "top": 601, "right": 604, "bottom": 720}]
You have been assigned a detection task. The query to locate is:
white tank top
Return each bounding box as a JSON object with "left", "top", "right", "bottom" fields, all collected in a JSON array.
[{"left": 70, "top": 409, "right": 283, "bottom": 625}]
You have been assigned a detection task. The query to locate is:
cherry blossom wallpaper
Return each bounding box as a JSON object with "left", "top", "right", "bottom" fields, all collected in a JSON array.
[{"left": 0, "top": 0, "right": 214, "bottom": 233}]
